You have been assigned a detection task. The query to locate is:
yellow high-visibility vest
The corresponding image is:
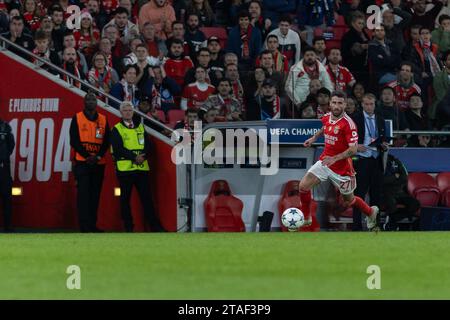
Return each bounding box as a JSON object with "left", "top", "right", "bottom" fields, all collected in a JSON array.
[{"left": 112, "top": 122, "right": 149, "bottom": 172}]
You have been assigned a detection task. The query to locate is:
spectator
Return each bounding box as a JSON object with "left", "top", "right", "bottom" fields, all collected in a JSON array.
[
  {"left": 139, "top": 0, "right": 176, "bottom": 40},
  {"left": 207, "top": 36, "right": 225, "bottom": 81},
  {"left": 167, "top": 21, "right": 191, "bottom": 57},
  {"left": 99, "top": 0, "right": 119, "bottom": 16},
  {"left": 297, "top": 0, "right": 335, "bottom": 46},
  {"left": 181, "top": 66, "right": 216, "bottom": 110},
  {"left": 111, "top": 64, "right": 149, "bottom": 107},
  {"left": 326, "top": 47, "right": 356, "bottom": 92},
  {"left": 244, "top": 66, "right": 266, "bottom": 108},
  {"left": 431, "top": 50, "right": 450, "bottom": 122},
  {"left": 386, "top": 62, "right": 422, "bottom": 110},
  {"left": 123, "top": 37, "right": 144, "bottom": 66},
  {"left": 266, "top": 14, "right": 301, "bottom": 67},
  {"left": 163, "top": 38, "right": 195, "bottom": 87},
  {"left": 257, "top": 49, "right": 285, "bottom": 96},
  {"left": 368, "top": 24, "right": 402, "bottom": 85},
  {"left": 382, "top": 4, "right": 412, "bottom": 55},
  {"left": 378, "top": 86, "right": 409, "bottom": 131},
  {"left": 119, "top": 0, "right": 138, "bottom": 24},
  {"left": 285, "top": 47, "right": 333, "bottom": 106},
  {"left": 1, "top": 16, "right": 35, "bottom": 60},
  {"left": 32, "top": 29, "right": 61, "bottom": 74},
  {"left": 435, "top": 87, "right": 450, "bottom": 129},
  {"left": 341, "top": 11, "right": 370, "bottom": 87},
  {"left": 262, "top": 0, "right": 295, "bottom": 26},
  {"left": 151, "top": 65, "right": 182, "bottom": 113},
  {"left": 382, "top": 154, "right": 420, "bottom": 231},
  {"left": 88, "top": 51, "right": 120, "bottom": 94},
  {"left": 247, "top": 78, "right": 281, "bottom": 120},
  {"left": 432, "top": 14, "right": 450, "bottom": 54},
  {"left": 345, "top": 96, "right": 358, "bottom": 116},
  {"left": 264, "top": 34, "right": 289, "bottom": 73},
  {"left": 60, "top": 31, "right": 89, "bottom": 76},
  {"left": 299, "top": 100, "right": 317, "bottom": 119},
  {"left": 202, "top": 78, "right": 243, "bottom": 121},
  {"left": 351, "top": 93, "right": 388, "bottom": 231},
  {"left": 412, "top": 26, "right": 441, "bottom": 100},
  {"left": 141, "top": 22, "right": 167, "bottom": 60},
  {"left": 185, "top": 47, "right": 217, "bottom": 85},
  {"left": 203, "top": 107, "right": 220, "bottom": 124},
  {"left": 351, "top": 81, "right": 365, "bottom": 109},
  {"left": 226, "top": 10, "right": 262, "bottom": 72},
  {"left": 248, "top": 0, "right": 272, "bottom": 39},
  {"left": 402, "top": 24, "right": 421, "bottom": 62},
  {"left": 223, "top": 52, "right": 239, "bottom": 67},
  {"left": 313, "top": 36, "right": 327, "bottom": 65},
  {"left": 103, "top": 6, "right": 139, "bottom": 46},
  {"left": 110, "top": 101, "right": 166, "bottom": 232},
  {"left": 102, "top": 24, "right": 129, "bottom": 71},
  {"left": 69, "top": 92, "right": 110, "bottom": 233},
  {"left": 316, "top": 87, "right": 331, "bottom": 118},
  {"left": 97, "top": 36, "right": 123, "bottom": 74},
  {"left": 37, "top": 15, "right": 53, "bottom": 39},
  {"left": 186, "top": 0, "right": 215, "bottom": 27},
  {"left": 184, "top": 12, "right": 207, "bottom": 59},
  {"left": 134, "top": 44, "right": 160, "bottom": 91},
  {"left": 73, "top": 11, "right": 100, "bottom": 63},
  {"left": 86, "top": 0, "right": 108, "bottom": 31},
  {"left": 22, "top": 0, "right": 42, "bottom": 32},
  {"left": 49, "top": 5, "right": 66, "bottom": 52},
  {"left": 409, "top": 0, "right": 444, "bottom": 31},
  {"left": 224, "top": 63, "right": 245, "bottom": 109},
  {"left": 61, "top": 47, "right": 84, "bottom": 88},
  {"left": 405, "top": 93, "right": 432, "bottom": 132},
  {"left": 174, "top": 108, "right": 200, "bottom": 130}
]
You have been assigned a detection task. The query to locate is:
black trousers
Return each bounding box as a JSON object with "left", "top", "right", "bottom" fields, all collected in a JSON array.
[
  {"left": 353, "top": 156, "right": 383, "bottom": 231},
  {"left": 384, "top": 194, "right": 421, "bottom": 221},
  {"left": 117, "top": 172, "right": 164, "bottom": 232},
  {"left": 0, "top": 164, "right": 13, "bottom": 230},
  {"left": 73, "top": 162, "right": 105, "bottom": 232}
]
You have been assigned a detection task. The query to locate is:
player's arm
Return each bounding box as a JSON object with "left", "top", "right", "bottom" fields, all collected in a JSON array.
[
  {"left": 322, "top": 145, "right": 357, "bottom": 167},
  {"left": 303, "top": 127, "right": 324, "bottom": 147}
]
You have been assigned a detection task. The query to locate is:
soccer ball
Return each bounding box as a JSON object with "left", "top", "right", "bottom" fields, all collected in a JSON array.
[{"left": 281, "top": 208, "right": 305, "bottom": 231}]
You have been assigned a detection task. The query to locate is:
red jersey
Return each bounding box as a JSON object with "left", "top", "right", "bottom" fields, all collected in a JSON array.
[
  {"left": 164, "top": 57, "right": 194, "bottom": 88},
  {"left": 386, "top": 80, "right": 421, "bottom": 111},
  {"left": 182, "top": 82, "right": 216, "bottom": 109},
  {"left": 326, "top": 65, "right": 355, "bottom": 92},
  {"left": 319, "top": 113, "right": 358, "bottom": 176}
]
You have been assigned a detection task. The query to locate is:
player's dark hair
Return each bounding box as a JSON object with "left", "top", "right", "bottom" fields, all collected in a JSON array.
[
  {"left": 115, "top": 6, "right": 129, "bottom": 16},
  {"left": 331, "top": 90, "right": 347, "bottom": 100}
]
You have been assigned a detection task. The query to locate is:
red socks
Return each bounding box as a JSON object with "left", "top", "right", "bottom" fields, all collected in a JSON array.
[
  {"left": 350, "top": 196, "right": 372, "bottom": 216},
  {"left": 300, "top": 190, "right": 312, "bottom": 220}
]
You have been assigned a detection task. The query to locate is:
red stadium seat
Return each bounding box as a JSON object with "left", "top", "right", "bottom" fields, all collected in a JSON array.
[
  {"left": 155, "top": 110, "right": 166, "bottom": 123},
  {"left": 200, "top": 27, "right": 228, "bottom": 48},
  {"left": 204, "top": 180, "right": 245, "bottom": 232},
  {"left": 407, "top": 173, "right": 441, "bottom": 207},
  {"left": 335, "top": 13, "right": 347, "bottom": 27},
  {"left": 436, "top": 172, "right": 450, "bottom": 207},
  {"left": 278, "top": 180, "right": 319, "bottom": 232},
  {"left": 167, "top": 109, "right": 185, "bottom": 128}
]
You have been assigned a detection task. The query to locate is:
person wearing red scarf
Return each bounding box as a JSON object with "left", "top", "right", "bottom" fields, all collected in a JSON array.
[{"left": 61, "top": 47, "right": 84, "bottom": 88}]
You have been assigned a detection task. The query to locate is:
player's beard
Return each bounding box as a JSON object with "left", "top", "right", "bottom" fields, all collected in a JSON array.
[{"left": 331, "top": 108, "right": 344, "bottom": 119}]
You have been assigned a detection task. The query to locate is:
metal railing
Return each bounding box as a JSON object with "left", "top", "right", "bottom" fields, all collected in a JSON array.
[{"left": 0, "top": 35, "right": 175, "bottom": 144}]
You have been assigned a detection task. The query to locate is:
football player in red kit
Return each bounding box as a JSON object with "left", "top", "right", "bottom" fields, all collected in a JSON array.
[{"left": 299, "top": 90, "right": 379, "bottom": 231}]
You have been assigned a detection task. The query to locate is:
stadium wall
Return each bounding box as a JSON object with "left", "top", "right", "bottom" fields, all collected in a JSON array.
[{"left": 0, "top": 51, "right": 178, "bottom": 231}]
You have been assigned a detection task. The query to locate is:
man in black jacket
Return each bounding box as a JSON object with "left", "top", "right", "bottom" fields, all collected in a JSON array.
[
  {"left": 351, "top": 93, "right": 388, "bottom": 231},
  {"left": 1, "top": 16, "right": 35, "bottom": 60},
  {"left": 0, "top": 117, "right": 15, "bottom": 232}
]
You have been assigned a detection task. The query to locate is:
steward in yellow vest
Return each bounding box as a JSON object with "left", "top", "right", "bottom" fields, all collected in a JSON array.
[
  {"left": 110, "top": 101, "right": 165, "bottom": 232},
  {"left": 69, "top": 92, "right": 110, "bottom": 232}
]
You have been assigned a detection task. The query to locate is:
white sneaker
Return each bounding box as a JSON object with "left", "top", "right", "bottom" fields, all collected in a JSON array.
[{"left": 367, "top": 206, "right": 379, "bottom": 231}]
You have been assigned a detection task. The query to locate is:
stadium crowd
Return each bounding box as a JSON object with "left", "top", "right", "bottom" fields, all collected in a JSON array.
[{"left": 1, "top": 0, "right": 450, "bottom": 147}]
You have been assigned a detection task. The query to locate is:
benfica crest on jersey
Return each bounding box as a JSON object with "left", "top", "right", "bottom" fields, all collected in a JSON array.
[{"left": 334, "top": 126, "right": 340, "bottom": 134}]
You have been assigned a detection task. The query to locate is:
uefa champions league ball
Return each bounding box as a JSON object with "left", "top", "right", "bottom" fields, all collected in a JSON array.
[{"left": 281, "top": 208, "right": 305, "bottom": 231}]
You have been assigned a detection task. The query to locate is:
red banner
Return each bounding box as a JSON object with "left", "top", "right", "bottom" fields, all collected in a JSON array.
[{"left": 0, "top": 52, "right": 177, "bottom": 231}]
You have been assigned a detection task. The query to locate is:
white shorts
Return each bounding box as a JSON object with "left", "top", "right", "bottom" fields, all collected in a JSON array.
[
  {"left": 308, "top": 160, "right": 356, "bottom": 195},
  {"left": 312, "top": 179, "right": 336, "bottom": 202}
]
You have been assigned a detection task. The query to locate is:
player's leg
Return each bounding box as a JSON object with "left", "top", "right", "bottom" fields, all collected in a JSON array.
[
  {"left": 329, "top": 172, "right": 379, "bottom": 231},
  {"left": 299, "top": 161, "right": 326, "bottom": 226}
]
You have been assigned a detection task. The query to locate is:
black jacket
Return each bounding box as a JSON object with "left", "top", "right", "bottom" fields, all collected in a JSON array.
[
  {"left": 0, "top": 120, "right": 15, "bottom": 164},
  {"left": 351, "top": 111, "right": 387, "bottom": 147}
]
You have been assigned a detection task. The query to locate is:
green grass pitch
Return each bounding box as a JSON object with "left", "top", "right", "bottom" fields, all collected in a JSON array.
[{"left": 1, "top": 232, "right": 450, "bottom": 299}]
